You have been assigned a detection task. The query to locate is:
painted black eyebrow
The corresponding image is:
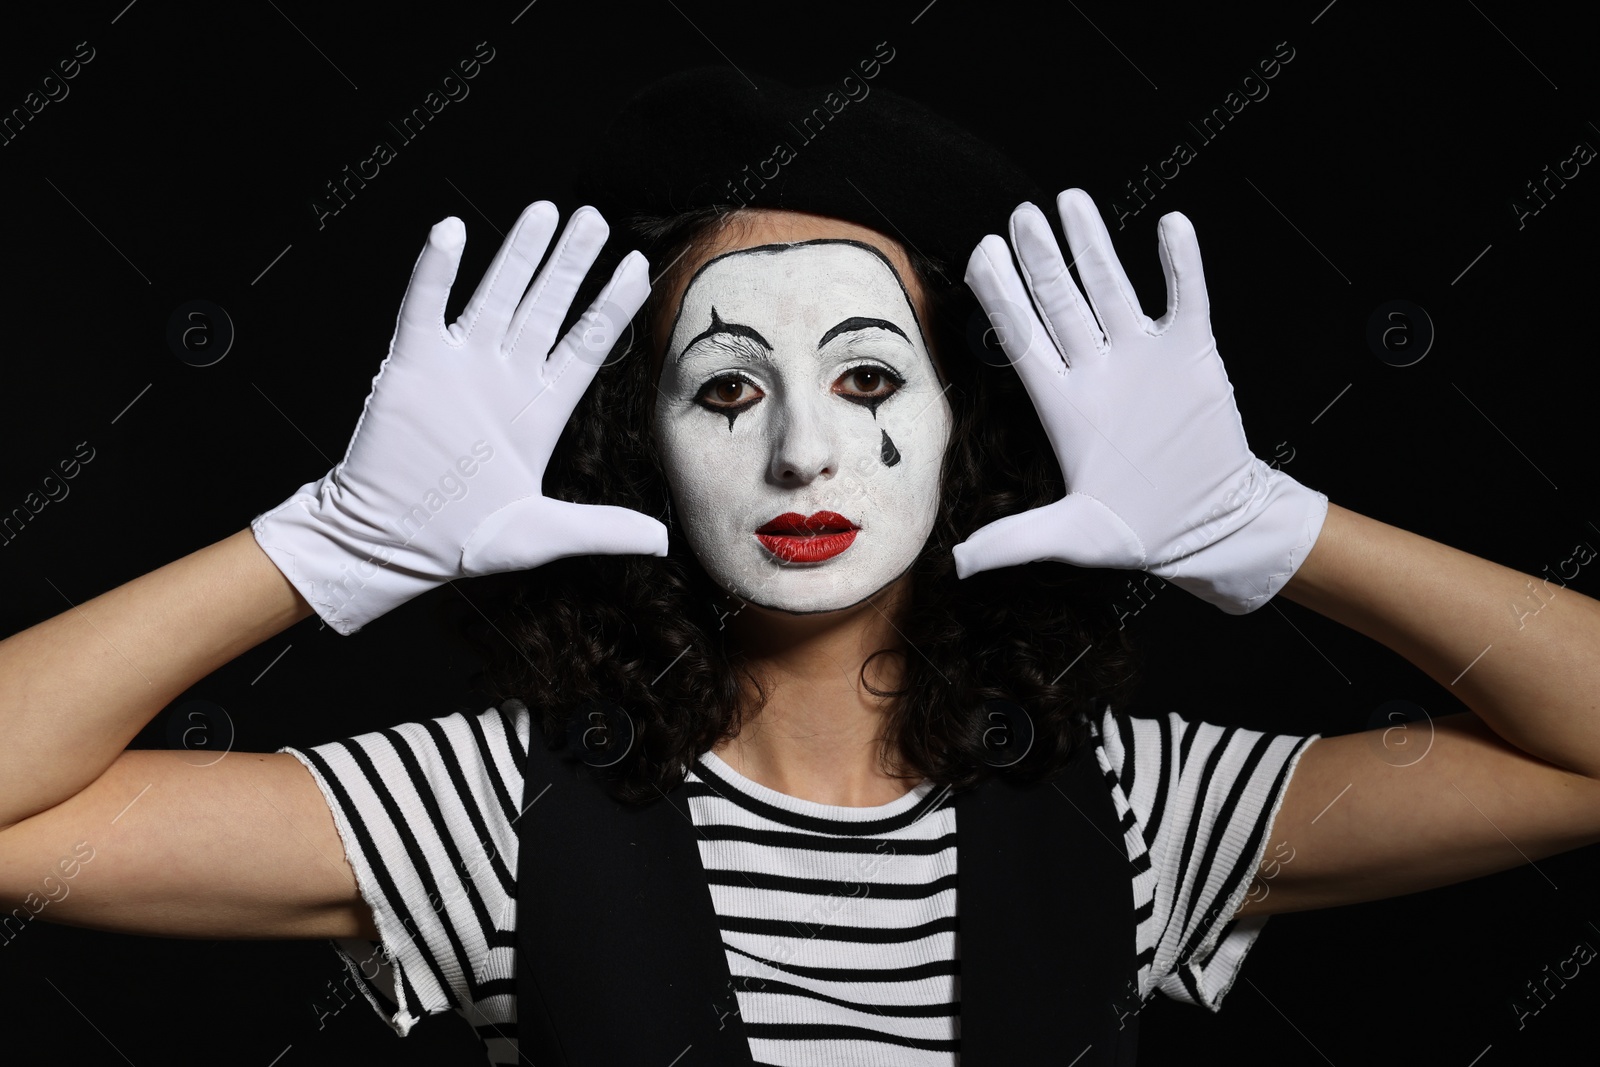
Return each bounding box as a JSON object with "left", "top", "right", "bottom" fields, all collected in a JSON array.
[
  {"left": 665, "top": 239, "right": 926, "bottom": 363},
  {"left": 817, "top": 317, "right": 909, "bottom": 349},
  {"left": 680, "top": 307, "right": 771, "bottom": 359}
]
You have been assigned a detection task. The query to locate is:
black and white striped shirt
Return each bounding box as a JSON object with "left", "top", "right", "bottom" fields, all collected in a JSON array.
[{"left": 280, "top": 703, "right": 1317, "bottom": 1065}]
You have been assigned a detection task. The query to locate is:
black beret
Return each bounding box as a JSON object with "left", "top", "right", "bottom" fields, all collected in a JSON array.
[{"left": 574, "top": 66, "right": 1046, "bottom": 278}]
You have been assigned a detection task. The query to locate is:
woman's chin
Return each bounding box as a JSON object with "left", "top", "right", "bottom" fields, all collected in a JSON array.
[{"left": 715, "top": 569, "right": 914, "bottom": 626}]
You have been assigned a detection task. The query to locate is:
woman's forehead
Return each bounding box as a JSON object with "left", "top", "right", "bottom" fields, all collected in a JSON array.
[
  {"left": 697, "top": 209, "right": 916, "bottom": 274},
  {"left": 650, "top": 209, "right": 931, "bottom": 374},
  {"left": 669, "top": 241, "right": 920, "bottom": 347},
  {"left": 659, "top": 212, "right": 923, "bottom": 315}
]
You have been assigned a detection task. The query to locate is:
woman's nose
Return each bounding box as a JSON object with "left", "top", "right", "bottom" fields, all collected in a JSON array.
[{"left": 767, "top": 394, "right": 838, "bottom": 486}]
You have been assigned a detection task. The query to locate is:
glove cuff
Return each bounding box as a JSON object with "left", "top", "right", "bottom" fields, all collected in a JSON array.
[
  {"left": 251, "top": 479, "right": 443, "bottom": 636},
  {"left": 1152, "top": 460, "right": 1329, "bottom": 615}
]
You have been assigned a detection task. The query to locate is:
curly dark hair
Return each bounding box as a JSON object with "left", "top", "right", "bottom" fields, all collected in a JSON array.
[{"left": 450, "top": 204, "right": 1145, "bottom": 805}]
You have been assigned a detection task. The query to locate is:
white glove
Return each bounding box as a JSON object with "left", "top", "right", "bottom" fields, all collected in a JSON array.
[
  {"left": 252, "top": 201, "right": 666, "bottom": 635},
  {"left": 954, "top": 189, "right": 1327, "bottom": 614}
]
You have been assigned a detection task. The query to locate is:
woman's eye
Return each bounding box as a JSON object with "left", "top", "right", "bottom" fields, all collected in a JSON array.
[
  {"left": 837, "top": 365, "right": 905, "bottom": 403},
  {"left": 694, "top": 374, "right": 761, "bottom": 411}
]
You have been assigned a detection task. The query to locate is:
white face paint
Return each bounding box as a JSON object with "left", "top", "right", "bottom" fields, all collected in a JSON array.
[{"left": 654, "top": 240, "right": 953, "bottom": 614}]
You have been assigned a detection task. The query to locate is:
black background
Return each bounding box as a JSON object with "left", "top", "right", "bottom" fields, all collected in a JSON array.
[{"left": 2, "top": 1, "right": 1598, "bottom": 1064}]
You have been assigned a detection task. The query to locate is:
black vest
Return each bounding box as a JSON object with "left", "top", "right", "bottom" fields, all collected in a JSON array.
[{"left": 514, "top": 729, "right": 1141, "bottom": 1064}]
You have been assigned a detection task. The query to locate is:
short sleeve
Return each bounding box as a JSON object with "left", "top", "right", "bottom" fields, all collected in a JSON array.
[
  {"left": 278, "top": 702, "right": 530, "bottom": 1056},
  {"left": 1090, "top": 706, "right": 1319, "bottom": 1011}
]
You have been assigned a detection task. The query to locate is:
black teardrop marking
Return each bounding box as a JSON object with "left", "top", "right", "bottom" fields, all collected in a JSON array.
[
  {"left": 880, "top": 429, "right": 901, "bottom": 467},
  {"left": 723, "top": 410, "right": 738, "bottom": 432}
]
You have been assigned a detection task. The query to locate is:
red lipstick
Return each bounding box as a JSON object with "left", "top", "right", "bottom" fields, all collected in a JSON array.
[{"left": 755, "top": 511, "right": 859, "bottom": 563}]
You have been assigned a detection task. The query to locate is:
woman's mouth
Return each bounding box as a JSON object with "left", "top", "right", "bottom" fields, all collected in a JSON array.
[{"left": 754, "top": 511, "right": 859, "bottom": 563}]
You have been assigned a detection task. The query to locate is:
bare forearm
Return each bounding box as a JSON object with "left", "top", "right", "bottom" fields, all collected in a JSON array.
[
  {"left": 0, "top": 529, "right": 313, "bottom": 829},
  {"left": 1280, "top": 503, "right": 1600, "bottom": 778}
]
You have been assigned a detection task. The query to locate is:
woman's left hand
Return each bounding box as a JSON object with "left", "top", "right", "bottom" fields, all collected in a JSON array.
[{"left": 953, "top": 188, "right": 1328, "bottom": 614}]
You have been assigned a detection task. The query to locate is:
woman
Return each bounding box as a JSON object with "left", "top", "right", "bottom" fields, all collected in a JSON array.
[{"left": 4, "top": 38, "right": 1599, "bottom": 1067}]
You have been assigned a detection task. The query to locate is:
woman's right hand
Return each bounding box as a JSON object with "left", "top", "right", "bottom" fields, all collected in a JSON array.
[{"left": 252, "top": 202, "right": 665, "bottom": 636}]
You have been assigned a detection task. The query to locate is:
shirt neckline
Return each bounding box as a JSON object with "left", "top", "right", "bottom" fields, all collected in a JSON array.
[{"left": 692, "top": 749, "right": 938, "bottom": 823}]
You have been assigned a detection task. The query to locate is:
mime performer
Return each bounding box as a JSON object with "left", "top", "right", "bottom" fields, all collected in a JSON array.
[{"left": 2, "top": 67, "right": 1598, "bottom": 1067}]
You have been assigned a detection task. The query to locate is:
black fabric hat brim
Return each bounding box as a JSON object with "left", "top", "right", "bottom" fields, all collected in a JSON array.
[{"left": 574, "top": 66, "right": 1046, "bottom": 277}]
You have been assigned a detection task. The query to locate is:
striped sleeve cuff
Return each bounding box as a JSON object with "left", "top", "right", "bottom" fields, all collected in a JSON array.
[
  {"left": 1093, "top": 707, "right": 1319, "bottom": 1011},
  {"left": 279, "top": 742, "right": 439, "bottom": 1037},
  {"left": 275, "top": 704, "right": 528, "bottom": 1038},
  {"left": 1159, "top": 724, "right": 1316, "bottom": 1010}
]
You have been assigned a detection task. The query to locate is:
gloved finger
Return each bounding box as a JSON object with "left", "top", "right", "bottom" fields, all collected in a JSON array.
[
  {"left": 462, "top": 496, "right": 670, "bottom": 575},
  {"left": 504, "top": 206, "right": 611, "bottom": 359},
  {"left": 540, "top": 500, "right": 671, "bottom": 562},
  {"left": 543, "top": 248, "right": 649, "bottom": 386},
  {"left": 397, "top": 216, "right": 467, "bottom": 341},
  {"left": 1008, "top": 202, "right": 1107, "bottom": 363},
  {"left": 1152, "top": 210, "right": 1211, "bottom": 334},
  {"left": 966, "top": 235, "right": 1089, "bottom": 468},
  {"left": 964, "top": 234, "right": 1062, "bottom": 376},
  {"left": 952, "top": 495, "right": 1144, "bottom": 578},
  {"left": 1056, "top": 189, "right": 1147, "bottom": 341},
  {"left": 454, "top": 201, "right": 559, "bottom": 346}
]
